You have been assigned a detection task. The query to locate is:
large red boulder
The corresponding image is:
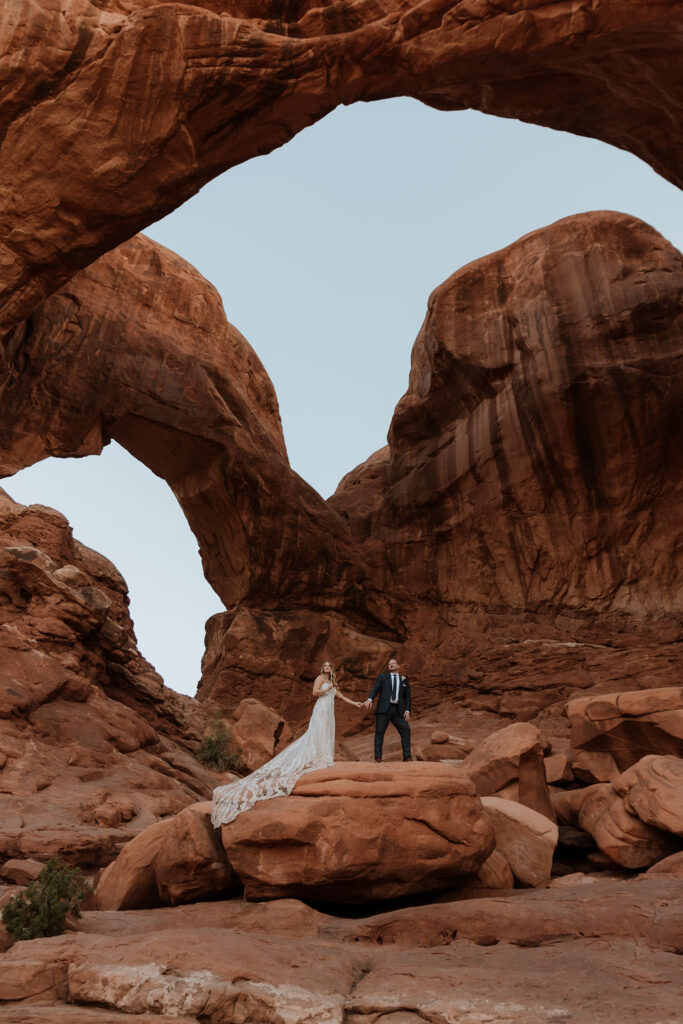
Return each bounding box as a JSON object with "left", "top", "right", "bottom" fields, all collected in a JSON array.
[
  {"left": 221, "top": 763, "right": 495, "bottom": 902},
  {"left": 95, "top": 802, "right": 239, "bottom": 910}
]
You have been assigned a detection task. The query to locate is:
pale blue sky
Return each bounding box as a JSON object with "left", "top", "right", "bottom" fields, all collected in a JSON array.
[{"left": 8, "top": 100, "right": 683, "bottom": 696}]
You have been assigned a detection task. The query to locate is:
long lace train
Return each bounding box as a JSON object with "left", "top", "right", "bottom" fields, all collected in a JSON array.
[{"left": 211, "top": 684, "right": 336, "bottom": 827}]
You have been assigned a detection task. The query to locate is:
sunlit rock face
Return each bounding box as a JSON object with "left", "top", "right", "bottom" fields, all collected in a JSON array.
[{"left": 1, "top": 1, "right": 681, "bottom": 333}]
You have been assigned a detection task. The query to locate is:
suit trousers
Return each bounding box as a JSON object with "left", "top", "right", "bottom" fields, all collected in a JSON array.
[{"left": 374, "top": 705, "right": 411, "bottom": 759}]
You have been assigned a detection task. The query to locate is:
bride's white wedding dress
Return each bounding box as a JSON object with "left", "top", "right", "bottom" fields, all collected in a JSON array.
[{"left": 211, "top": 680, "right": 336, "bottom": 827}]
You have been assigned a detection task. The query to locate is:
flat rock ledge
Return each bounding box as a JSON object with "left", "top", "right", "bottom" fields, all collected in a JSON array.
[
  {"left": 97, "top": 763, "right": 495, "bottom": 908},
  {"left": 220, "top": 762, "right": 495, "bottom": 902}
]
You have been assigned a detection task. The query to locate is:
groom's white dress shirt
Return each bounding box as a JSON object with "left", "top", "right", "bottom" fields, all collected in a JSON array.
[{"left": 391, "top": 672, "right": 399, "bottom": 703}]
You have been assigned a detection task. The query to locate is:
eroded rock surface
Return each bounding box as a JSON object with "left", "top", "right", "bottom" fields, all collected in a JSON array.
[
  {"left": 2, "top": 2, "right": 682, "bottom": 334},
  {"left": 95, "top": 802, "right": 239, "bottom": 910},
  {"left": 1, "top": 880, "right": 682, "bottom": 1024},
  {"left": 567, "top": 687, "right": 683, "bottom": 776},
  {"left": 221, "top": 762, "right": 495, "bottom": 902},
  {"left": 0, "top": 489, "right": 223, "bottom": 867}
]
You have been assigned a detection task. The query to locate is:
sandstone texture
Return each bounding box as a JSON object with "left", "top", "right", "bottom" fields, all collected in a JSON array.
[
  {"left": 0, "top": 490, "right": 226, "bottom": 868},
  {"left": 95, "top": 802, "right": 239, "bottom": 910},
  {"left": 229, "top": 698, "right": 293, "bottom": 773},
  {"left": 614, "top": 755, "right": 683, "bottom": 836},
  {"left": 221, "top": 762, "right": 495, "bottom": 902},
  {"left": 577, "top": 783, "right": 678, "bottom": 870},
  {"left": 1, "top": 880, "right": 681, "bottom": 1024},
  {"left": 480, "top": 796, "right": 558, "bottom": 887},
  {"left": 1, "top": 2, "right": 682, "bottom": 335},
  {"left": 567, "top": 687, "right": 683, "bottom": 776},
  {"left": 461, "top": 722, "right": 555, "bottom": 820}
]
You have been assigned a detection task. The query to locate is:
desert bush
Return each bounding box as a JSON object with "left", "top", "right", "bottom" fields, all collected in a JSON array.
[
  {"left": 198, "top": 715, "right": 241, "bottom": 772},
  {"left": 1, "top": 859, "right": 92, "bottom": 941}
]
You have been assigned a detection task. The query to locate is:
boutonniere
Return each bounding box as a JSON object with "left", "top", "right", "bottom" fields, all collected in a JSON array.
[{"left": 401, "top": 675, "right": 406, "bottom": 683}]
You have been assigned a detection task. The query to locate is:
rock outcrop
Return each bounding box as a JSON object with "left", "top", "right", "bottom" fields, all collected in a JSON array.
[
  {"left": 1, "top": 2, "right": 682, "bottom": 335},
  {"left": 577, "top": 782, "right": 678, "bottom": 870},
  {"left": 614, "top": 755, "right": 683, "bottom": 836},
  {"left": 567, "top": 687, "right": 683, "bottom": 777},
  {"left": 1, "top": 879, "right": 682, "bottom": 1024},
  {"left": 480, "top": 796, "right": 558, "bottom": 887},
  {"left": 95, "top": 802, "right": 239, "bottom": 910},
  {"left": 460, "top": 722, "right": 555, "bottom": 821},
  {"left": 0, "top": 489, "right": 226, "bottom": 868},
  {"left": 229, "top": 698, "right": 293, "bottom": 773},
  {"left": 326, "top": 211, "right": 683, "bottom": 720},
  {"left": 2, "top": 213, "right": 681, "bottom": 731},
  {"left": 0, "top": 232, "right": 400, "bottom": 729},
  {"left": 221, "top": 762, "right": 495, "bottom": 902}
]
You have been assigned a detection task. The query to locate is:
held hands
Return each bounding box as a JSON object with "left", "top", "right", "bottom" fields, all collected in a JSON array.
[{"left": 362, "top": 699, "right": 373, "bottom": 710}]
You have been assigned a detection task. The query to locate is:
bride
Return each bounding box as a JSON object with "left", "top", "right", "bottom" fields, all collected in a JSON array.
[{"left": 211, "top": 661, "right": 362, "bottom": 827}]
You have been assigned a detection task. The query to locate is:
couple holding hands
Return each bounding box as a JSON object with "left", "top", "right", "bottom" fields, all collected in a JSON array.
[{"left": 211, "top": 658, "right": 411, "bottom": 827}]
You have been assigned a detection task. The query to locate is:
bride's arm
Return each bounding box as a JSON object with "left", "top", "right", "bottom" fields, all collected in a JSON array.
[
  {"left": 336, "top": 688, "right": 362, "bottom": 708},
  {"left": 312, "top": 675, "right": 328, "bottom": 699}
]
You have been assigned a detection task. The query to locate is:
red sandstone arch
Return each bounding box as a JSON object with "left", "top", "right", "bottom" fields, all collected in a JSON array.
[{"left": 1, "top": 0, "right": 681, "bottom": 332}]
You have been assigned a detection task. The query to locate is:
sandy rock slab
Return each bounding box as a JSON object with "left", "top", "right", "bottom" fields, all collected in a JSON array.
[
  {"left": 0, "top": 1010, "right": 196, "bottom": 1024},
  {"left": 220, "top": 762, "right": 494, "bottom": 902},
  {"left": 1, "top": 909, "right": 682, "bottom": 1024},
  {"left": 0, "top": 928, "right": 356, "bottom": 1021},
  {"left": 324, "top": 877, "right": 683, "bottom": 954}
]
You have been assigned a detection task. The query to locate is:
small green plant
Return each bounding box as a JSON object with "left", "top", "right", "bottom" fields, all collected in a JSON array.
[
  {"left": 1, "top": 859, "right": 92, "bottom": 942},
  {"left": 198, "top": 715, "right": 241, "bottom": 772}
]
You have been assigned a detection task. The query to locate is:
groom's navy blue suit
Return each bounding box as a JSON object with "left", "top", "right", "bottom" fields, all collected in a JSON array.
[{"left": 367, "top": 671, "right": 411, "bottom": 760}]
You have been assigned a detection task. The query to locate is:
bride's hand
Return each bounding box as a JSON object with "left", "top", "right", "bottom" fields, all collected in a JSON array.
[{"left": 355, "top": 701, "right": 362, "bottom": 708}]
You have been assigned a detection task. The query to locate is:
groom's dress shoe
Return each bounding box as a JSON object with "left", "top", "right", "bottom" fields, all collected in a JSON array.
[
  {"left": 403, "top": 757, "right": 412, "bottom": 761},
  {"left": 374, "top": 757, "right": 382, "bottom": 763}
]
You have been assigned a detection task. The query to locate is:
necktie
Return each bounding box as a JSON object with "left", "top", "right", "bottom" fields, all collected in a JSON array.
[{"left": 392, "top": 673, "right": 398, "bottom": 702}]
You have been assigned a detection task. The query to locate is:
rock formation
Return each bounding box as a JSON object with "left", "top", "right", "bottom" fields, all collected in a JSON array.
[
  {"left": 1, "top": 2, "right": 682, "bottom": 336},
  {"left": 0, "top": 231, "right": 403, "bottom": 727},
  {"left": 219, "top": 210, "right": 683, "bottom": 723},
  {"left": 0, "top": 489, "right": 228, "bottom": 869},
  {"left": 567, "top": 686, "right": 683, "bottom": 779},
  {"left": 2, "top": 878, "right": 682, "bottom": 1023},
  {"left": 95, "top": 802, "right": 239, "bottom": 910},
  {"left": 1, "top": 3, "right": 682, "bottom": 1021},
  {"left": 222, "top": 762, "right": 494, "bottom": 902}
]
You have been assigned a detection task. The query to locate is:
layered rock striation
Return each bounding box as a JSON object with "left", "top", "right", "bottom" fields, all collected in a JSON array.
[{"left": 328, "top": 211, "right": 683, "bottom": 717}]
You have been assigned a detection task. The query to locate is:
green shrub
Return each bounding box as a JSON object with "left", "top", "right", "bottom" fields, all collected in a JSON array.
[
  {"left": 1, "top": 859, "right": 92, "bottom": 941},
  {"left": 198, "top": 716, "right": 241, "bottom": 772}
]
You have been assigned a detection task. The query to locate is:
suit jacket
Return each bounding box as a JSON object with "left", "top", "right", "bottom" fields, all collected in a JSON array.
[{"left": 368, "top": 672, "right": 411, "bottom": 716}]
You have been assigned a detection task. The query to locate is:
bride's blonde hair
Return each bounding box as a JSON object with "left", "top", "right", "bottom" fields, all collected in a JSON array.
[{"left": 321, "top": 662, "right": 337, "bottom": 685}]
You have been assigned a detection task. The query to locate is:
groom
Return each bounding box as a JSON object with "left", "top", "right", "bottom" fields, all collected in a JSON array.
[{"left": 363, "top": 658, "right": 411, "bottom": 762}]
